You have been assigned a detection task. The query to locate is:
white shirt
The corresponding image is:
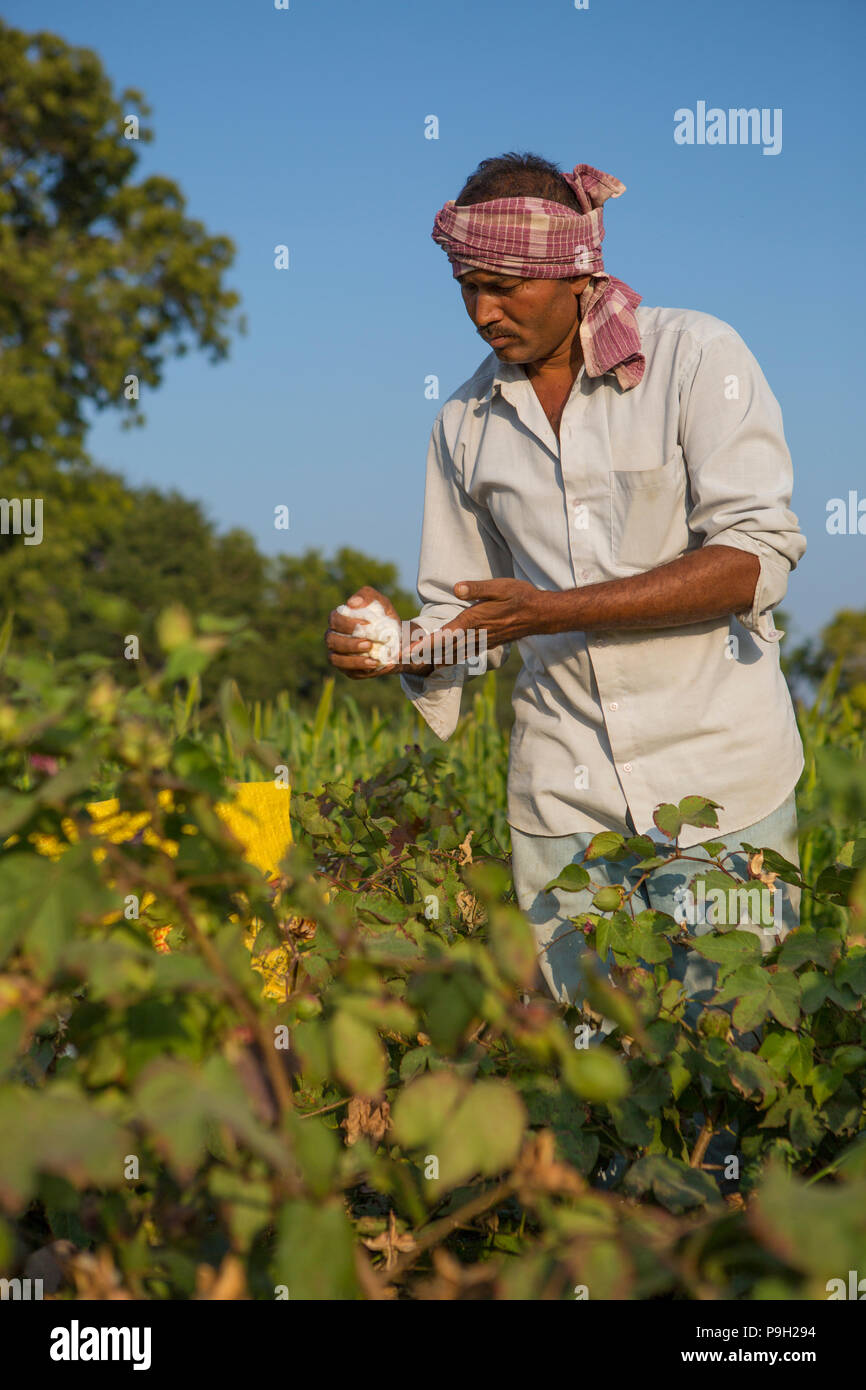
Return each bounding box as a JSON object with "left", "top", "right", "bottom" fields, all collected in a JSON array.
[{"left": 400, "top": 304, "right": 807, "bottom": 850}]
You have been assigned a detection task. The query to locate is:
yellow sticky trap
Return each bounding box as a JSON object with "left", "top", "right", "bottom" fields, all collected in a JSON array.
[
  {"left": 22, "top": 783, "right": 294, "bottom": 954},
  {"left": 28, "top": 782, "right": 292, "bottom": 873}
]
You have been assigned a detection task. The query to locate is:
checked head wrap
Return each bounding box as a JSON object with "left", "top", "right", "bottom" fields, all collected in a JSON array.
[{"left": 431, "top": 163, "right": 645, "bottom": 391}]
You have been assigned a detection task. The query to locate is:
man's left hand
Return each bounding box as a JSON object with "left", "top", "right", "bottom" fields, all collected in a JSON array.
[{"left": 432, "top": 578, "right": 551, "bottom": 656}]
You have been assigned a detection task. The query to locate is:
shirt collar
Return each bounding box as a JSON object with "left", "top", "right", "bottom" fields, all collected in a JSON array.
[
  {"left": 474, "top": 354, "right": 597, "bottom": 409},
  {"left": 475, "top": 356, "right": 531, "bottom": 409}
]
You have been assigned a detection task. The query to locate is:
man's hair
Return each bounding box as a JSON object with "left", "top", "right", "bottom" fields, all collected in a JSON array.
[{"left": 454, "top": 152, "right": 582, "bottom": 211}]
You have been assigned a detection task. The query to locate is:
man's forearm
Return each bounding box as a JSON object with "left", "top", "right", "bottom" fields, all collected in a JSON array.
[{"left": 539, "top": 545, "right": 761, "bottom": 635}]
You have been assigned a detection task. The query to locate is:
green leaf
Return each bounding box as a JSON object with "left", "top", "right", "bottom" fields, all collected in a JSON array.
[
  {"left": 391, "top": 1075, "right": 526, "bottom": 1195},
  {"left": 514, "top": 1076, "right": 599, "bottom": 1176},
  {"left": 751, "top": 1161, "right": 866, "bottom": 1278},
  {"left": 290, "top": 1115, "right": 339, "bottom": 1198},
  {"left": 630, "top": 926, "right": 672, "bottom": 964},
  {"left": 0, "top": 844, "right": 116, "bottom": 975},
  {"left": 462, "top": 861, "right": 512, "bottom": 903},
  {"left": 749, "top": 846, "right": 804, "bottom": 886},
  {"left": 0, "top": 1013, "right": 24, "bottom": 1079},
  {"left": 653, "top": 803, "right": 683, "bottom": 839},
  {"left": 409, "top": 963, "right": 484, "bottom": 1054},
  {"left": 799, "top": 970, "right": 831, "bottom": 1013},
  {"left": 562, "top": 1047, "right": 629, "bottom": 1103},
  {"left": 543, "top": 862, "right": 590, "bottom": 894},
  {"left": 292, "top": 795, "right": 334, "bottom": 839},
  {"left": 577, "top": 952, "right": 642, "bottom": 1035},
  {"left": 135, "top": 1056, "right": 291, "bottom": 1180},
  {"left": 692, "top": 930, "right": 764, "bottom": 969},
  {"left": 807, "top": 1063, "right": 843, "bottom": 1108},
  {"left": 823, "top": 1080, "right": 862, "bottom": 1136},
  {"left": 609, "top": 1097, "right": 653, "bottom": 1147},
  {"left": 208, "top": 1169, "right": 272, "bottom": 1251},
  {"left": 336, "top": 994, "right": 417, "bottom": 1037},
  {"left": 727, "top": 1049, "right": 778, "bottom": 1101},
  {"left": 714, "top": 964, "right": 801, "bottom": 1031},
  {"left": 779, "top": 927, "right": 840, "bottom": 970},
  {"left": 698, "top": 840, "right": 728, "bottom": 856},
  {"left": 815, "top": 863, "right": 856, "bottom": 904},
  {"left": 787, "top": 1091, "right": 826, "bottom": 1150},
  {"left": 274, "top": 1199, "right": 359, "bottom": 1300},
  {"left": 330, "top": 1011, "right": 386, "bottom": 1095},
  {"left": 837, "top": 839, "right": 866, "bottom": 869},
  {"left": 677, "top": 795, "right": 721, "bottom": 829},
  {"left": 759, "top": 1031, "right": 801, "bottom": 1077},
  {"left": 835, "top": 953, "right": 866, "bottom": 998},
  {"left": 625, "top": 835, "right": 657, "bottom": 859},
  {"left": 390, "top": 1072, "right": 464, "bottom": 1147},
  {"left": 623, "top": 1155, "right": 721, "bottom": 1212},
  {"left": 584, "top": 832, "right": 630, "bottom": 862},
  {"left": 354, "top": 892, "right": 412, "bottom": 925},
  {"left": 488, "top": 904, "right": 538, "bottom": 987},
  {"left": 0, "top": 1084, "right": 130, "bottom": 1208},
  {"left": 831, "top": 1045, "right": 866, "bottom": 1075}
]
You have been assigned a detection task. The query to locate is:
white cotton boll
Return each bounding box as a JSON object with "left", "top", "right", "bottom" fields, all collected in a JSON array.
[{"left": 336, "top": 599, "right": 401, "bottom": 666}]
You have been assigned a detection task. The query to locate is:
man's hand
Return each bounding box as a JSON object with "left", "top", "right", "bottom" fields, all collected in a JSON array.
[
  {"left": 437, "top": 578, "right": 551, "bottom": 655},
  {"left": 325, "top": 586, "right": 435, "bottom": 680}
]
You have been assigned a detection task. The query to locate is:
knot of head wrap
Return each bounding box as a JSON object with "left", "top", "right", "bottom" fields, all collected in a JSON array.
[{"left": 431, "top": 163, "right": 645, "bottom": 391}]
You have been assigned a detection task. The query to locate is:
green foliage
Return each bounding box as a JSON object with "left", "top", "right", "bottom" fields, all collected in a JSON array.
[{"left": 0, "top": 612, "right": 864, "bottom": 1300}]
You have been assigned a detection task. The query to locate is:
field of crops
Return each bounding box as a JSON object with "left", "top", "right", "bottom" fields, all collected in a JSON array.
[
  {"left": 1, "top": 615, "right": 865, "bottom": 1301},
  {"left": 204, "top": 671, "right": 513, "bottom": 854}
]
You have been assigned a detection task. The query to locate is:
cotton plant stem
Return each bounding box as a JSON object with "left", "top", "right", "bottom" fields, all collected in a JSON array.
[
  {"left": 389, "top": 1179, "right": 516, "bottom": 1280},
  {"left": 690, "top": 1100, "right": 723, "bottom": 1169}
]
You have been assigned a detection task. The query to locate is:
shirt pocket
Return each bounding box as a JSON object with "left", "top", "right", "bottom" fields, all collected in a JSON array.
[{"left": 609, "top": 456, "right": 689, "bottom": 570}]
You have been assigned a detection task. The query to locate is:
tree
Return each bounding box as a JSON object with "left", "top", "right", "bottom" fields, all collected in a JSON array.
[
  {"left": 778, "top": 606, "right": 866, "bottom": 713},
  {"left": 0, "top": 18, "right": 244, "bottom": 653},
  {"left": 0, "top": 19, "right": 243, "bottom": 471}
]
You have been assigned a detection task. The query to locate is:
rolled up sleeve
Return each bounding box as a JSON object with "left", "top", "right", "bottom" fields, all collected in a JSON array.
[
  {"left": 400, "top": 412, "right": 514, "bottom": 739},
  {"left": 679, "top": 329, "right": 807, "bottom": 642}
]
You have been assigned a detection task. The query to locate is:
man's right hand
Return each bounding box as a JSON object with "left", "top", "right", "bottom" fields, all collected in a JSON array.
[{"left": 325, "top": 586, "right": 434, "bottom": 680}]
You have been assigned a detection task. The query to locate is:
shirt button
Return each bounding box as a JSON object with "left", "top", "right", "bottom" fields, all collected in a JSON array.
[
  {"left": 608, "top": 702, "right": 619, "bottom": 711},
  {"left": 623, "top": 762, "right": 633, "bottom": 773}
]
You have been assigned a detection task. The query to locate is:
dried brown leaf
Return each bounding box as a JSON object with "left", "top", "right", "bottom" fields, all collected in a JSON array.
[
  {"left": 513, "top": 1129, "right": 586, "bottom": 1200},
  {"left": 360, "top": 1210, "right": 415, "bottom": 1270},
  {"left": 456, "top": 830, "right": 474, "bottom": 866},
  {"left": 342, "top": 1095, "right": 392, "bottom": 1147}
]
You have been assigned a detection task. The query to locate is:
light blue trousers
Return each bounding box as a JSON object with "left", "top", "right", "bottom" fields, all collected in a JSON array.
[{"left": 510, "top": 790, "right": 801, "bottom": 1034}]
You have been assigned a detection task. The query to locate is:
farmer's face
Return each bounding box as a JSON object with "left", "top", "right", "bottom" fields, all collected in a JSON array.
[{"left": 457, "top": 269, "right": 591, "bottom": 366}]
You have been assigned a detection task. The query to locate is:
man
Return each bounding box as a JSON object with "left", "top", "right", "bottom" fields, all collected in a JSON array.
[{"left": 325, "top": 152, "right": 806, "bottom": 1030}]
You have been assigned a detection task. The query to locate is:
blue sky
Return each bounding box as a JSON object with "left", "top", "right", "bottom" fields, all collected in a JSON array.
[{"left": 7, "top": 0, "right": 865, "bottom": 639}]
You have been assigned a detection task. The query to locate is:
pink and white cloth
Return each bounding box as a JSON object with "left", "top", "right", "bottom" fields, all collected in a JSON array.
[{"left": 431, "top": 164, "right": 646, "bottom": 391}]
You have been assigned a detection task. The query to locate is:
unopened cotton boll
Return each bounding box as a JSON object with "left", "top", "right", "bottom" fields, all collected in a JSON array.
[{"left": 337, "top": 599, "right": 401, "bottom": 666}]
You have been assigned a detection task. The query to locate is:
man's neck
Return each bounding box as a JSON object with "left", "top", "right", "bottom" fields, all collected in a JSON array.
[{"left": 522, "top": 327, "right": 584, "bottom": 386}]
